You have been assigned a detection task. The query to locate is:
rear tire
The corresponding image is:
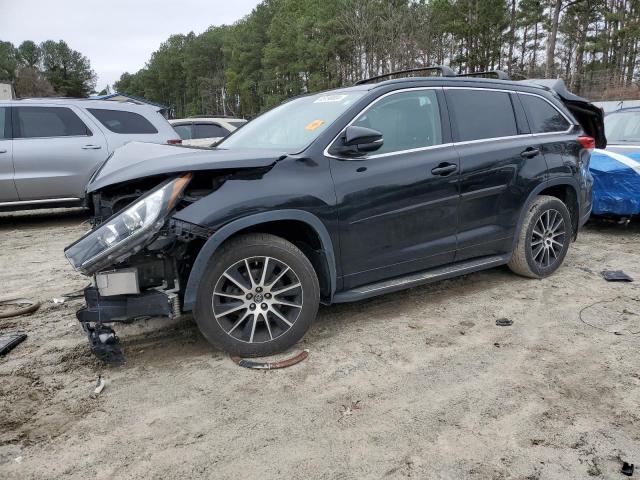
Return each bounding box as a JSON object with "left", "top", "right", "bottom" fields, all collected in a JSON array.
[
  {"left": 508, "top": 195, "right": 572, "bottom": 279},
  {"left": 194, "top": 233, "right": 319, "bottom": 357}
]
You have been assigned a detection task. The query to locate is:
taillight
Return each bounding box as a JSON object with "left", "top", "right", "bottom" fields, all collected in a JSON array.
[
  {"left": 167, "top": 139, "right": 182, "bottom": 145},
  {"left": 577, "top": 135, "right": 595, "bottom": 150}
]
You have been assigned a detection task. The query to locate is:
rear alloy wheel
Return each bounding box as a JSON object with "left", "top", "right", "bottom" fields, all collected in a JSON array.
[
  {"left": 508, "top": 195, "right": 572, "bottom": 279},
  {"left": 195, "top": 234, "right": 319, "bottom": 357}
]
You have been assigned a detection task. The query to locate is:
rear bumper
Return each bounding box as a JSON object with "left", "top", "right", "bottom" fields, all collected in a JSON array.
[{"left": 76, "top": 286, "right": 176, "bottom": 324}]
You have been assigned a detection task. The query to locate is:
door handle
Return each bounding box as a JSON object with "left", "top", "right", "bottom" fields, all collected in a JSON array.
[
  {"left": 0, "top": 149, "right": 7, "bottom": 154},
  {"left": 82, "top": 144, "right": 102, "bottom": 150},
  {"left": 431, "top": 163, "right": 458, "bottom": 176},
  {"left": 521, "top": 147, "right": 540, "bottom": 158}
]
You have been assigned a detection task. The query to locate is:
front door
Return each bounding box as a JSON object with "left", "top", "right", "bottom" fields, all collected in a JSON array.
[
  {"left": 329, "top": 88, "right": 460, "bottom": 290},
  {"left": 12, "top": 105, "right": 108, "bottom": 201},
  {"left": 0, "top": 106, "right": 18, "bottom": 202}
]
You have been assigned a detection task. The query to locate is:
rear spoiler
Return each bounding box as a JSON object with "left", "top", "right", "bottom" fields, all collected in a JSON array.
[{"left": 518, "top": 79, "right": 607, "bottom": 149}]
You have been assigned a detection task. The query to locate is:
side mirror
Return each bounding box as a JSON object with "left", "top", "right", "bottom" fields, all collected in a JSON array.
[{"left": 330, "top": 125, "right": 383, "bottom": 157}]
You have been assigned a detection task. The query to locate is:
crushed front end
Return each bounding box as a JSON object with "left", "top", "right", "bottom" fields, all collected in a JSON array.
[{"left": 64, "top": 173, "right": 211, "bottom": 363}]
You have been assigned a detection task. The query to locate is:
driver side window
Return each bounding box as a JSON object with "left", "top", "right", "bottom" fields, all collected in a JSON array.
[{"left": 352, "top": 89, "right": 442, "bottom": 155}]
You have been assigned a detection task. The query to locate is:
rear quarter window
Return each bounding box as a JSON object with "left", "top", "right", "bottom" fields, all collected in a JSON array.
[
  {"left": 88, "top": 108, "right": 158, "bottom": 134},
  {"left": 446, "top": 89, "right": 518, "bottom": 142},
  {"left": 519, "top": 94, "right": 571, "bottom": 133}
]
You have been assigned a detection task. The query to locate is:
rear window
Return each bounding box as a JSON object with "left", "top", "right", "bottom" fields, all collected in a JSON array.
[
  {"left": 88, "top": 108, "right": 158, "bottom": 134},
  {"left": 14, "top": 106, "right": 91, "bottom": 138},
  {"left": 194, "top": 123, "right": 229, "bottom": 139},
  {"left": 173, "top": 124, "right": 193, "bottom": 140},
  {"left": 520, "top": 94, "right": 570, "bottom": 133},
  {"left": 447, "top": 89, "right": 518, "bottom": 142}
]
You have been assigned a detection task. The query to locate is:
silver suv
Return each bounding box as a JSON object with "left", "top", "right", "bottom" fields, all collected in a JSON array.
[{"left": 0, "top": 99, "right": 181, "bottom": 210}]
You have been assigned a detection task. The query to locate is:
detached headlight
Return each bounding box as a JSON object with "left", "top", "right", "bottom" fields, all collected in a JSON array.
[{"left": 65, "top": 174, "right": 192, "bottom": 274}]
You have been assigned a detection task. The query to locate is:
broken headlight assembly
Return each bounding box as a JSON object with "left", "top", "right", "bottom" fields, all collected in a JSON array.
[{"left": 65, "top": 174, "right": 192, "bottom": 275}]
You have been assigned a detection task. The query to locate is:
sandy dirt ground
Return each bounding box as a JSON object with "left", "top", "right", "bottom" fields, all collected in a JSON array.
[{"left": 0, "top": 208, "right": 639, "bottom": 480}]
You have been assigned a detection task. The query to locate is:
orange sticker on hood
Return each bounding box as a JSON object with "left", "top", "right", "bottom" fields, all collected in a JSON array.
[{"left": 305, "top": 119, "right": 325, "bottom": 131}]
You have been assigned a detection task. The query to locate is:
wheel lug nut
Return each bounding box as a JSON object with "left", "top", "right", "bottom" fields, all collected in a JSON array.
[
  {"left": 246, "top": 293, "right": 253, "bottom": 300},
  {"left": 265, "top": 293, "right": 271, "bottom": 299},
  {"left": 250, "top": 303, "right": 256, "bottom": 310},
  {"left": 261, "top": 303, "right": 268, "bottom": 310},
  {"left": 256, "top": 287, "right": 263, "bottom": 293}
]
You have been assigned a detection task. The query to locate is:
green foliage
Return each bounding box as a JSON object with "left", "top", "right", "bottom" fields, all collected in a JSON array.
[
  {"left": 110, "top": 0, "right": 640, "bottom": 113},
  {"left": 0, "top": 38, "right": 95, "bottom": 97}
]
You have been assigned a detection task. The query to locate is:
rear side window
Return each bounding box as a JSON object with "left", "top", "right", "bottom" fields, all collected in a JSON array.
[
  {"left": 351, "top": 89, "right": 443, "bottom": 155},
  {"left": 0, "top": 107, "right": 10, "bottom": 139},
  {"left": 447, "top": 89, "right": 517, "bottom": 142},
  {"left": 88, "top": 108, "right": 158, "bottom": 134},
  {"left": 520, "top": 94, "right": 571, "bottom": 133},
  {"left": 194, "top": 123, "right": 229, "bottom": 138},
  {"left": 173, "top": 124, "right": 193, "bottom": 140},
  {"left": 14, "top": 106, "right": 91, "bottom": 138}
]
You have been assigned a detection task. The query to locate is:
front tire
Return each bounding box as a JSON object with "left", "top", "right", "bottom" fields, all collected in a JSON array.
[
  {"left": 508, "top": 195, "right": 572, "bottom": 279},
  {"left": 195, "top": 233, "right": 320, "bottom": 357}
]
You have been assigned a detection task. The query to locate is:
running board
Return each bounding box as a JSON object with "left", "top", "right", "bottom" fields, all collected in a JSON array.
[{"left": 332, "top": 254, "right": 510, "bottom": 303}]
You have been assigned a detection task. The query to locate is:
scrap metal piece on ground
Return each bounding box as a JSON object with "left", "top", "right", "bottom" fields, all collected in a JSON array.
[
  {"left": 0, "top": 333, "right": 27, "bottom": 355},
  {"left": 622, "top": 461, "right": 634, "bottom": 477},
  {"left": 495, "top": 318, "right": 513, "bottom": 327},
  {"left": 601, "top": 270, "right": 634, "bottom": 282},
  {"left": 86, "top": 324, "right": 124, "bottom": 365},
  {"left": 231, "top": 349, "right": 309, "bottom": 370},
  {"left": 0, "top": 298, "right": 40, "bottom": 319},
  {"left": 93, "top": 375, "right": 106, "bottom": 396}
]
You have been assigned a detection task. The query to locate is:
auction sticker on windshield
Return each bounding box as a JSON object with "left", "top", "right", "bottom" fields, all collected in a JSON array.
[
  {"left": 305, "top": 119, "right": 325, "bottom": 131},
  {"left": 314, "top": 94, "right": 348, "bottom": 103}
]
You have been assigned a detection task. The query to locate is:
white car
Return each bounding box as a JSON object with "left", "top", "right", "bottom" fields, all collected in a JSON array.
[{"left": 169, "top": 117, "right": 247, "bottom": 147}]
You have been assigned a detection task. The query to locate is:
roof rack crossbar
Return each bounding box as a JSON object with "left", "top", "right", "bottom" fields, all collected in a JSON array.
[
  {"left": 456, "top": 70, "right": 510, "bottom": 80},
  {"left": 355, "top": 66, "right": 456, "bottom": 85}
]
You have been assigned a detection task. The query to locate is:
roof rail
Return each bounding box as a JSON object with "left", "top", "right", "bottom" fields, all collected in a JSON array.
[
  {"left": 355, "top": 66, "right": 456, "bottom": 85},
  {"left": 187, "top": 115, "right": 237, "bottom": 119},
  {"left": 457, "top": 70, "right": 510, "bottom": 80}
]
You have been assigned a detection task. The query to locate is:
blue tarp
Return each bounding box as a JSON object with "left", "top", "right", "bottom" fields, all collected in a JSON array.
[{"left": 590, "top": 147, "right": 640, "bottom": 216}]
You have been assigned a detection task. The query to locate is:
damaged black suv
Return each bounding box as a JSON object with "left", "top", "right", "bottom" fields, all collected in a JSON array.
[{"left": 65, "top": 68, "right": 605, "bottom": 360}]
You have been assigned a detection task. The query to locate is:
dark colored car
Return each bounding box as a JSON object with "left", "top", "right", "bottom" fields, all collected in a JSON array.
[{"left": 64, "top": 69, "right": 606, "bottom": 361}]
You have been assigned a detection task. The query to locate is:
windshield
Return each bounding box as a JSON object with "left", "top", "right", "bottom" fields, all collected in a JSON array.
[
  {"left": 605, "top": 110, "right": 640, "bottom": 143},
  {"left": 218, "top": 91, "right": 365, "bottom": 152}
]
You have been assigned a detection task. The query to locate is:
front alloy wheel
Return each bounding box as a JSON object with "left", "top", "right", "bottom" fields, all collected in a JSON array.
[
  {"left": 195, "top": 233, "right": 319, "bottom": 357},
  {"left": 212, "top": 256, "right": 303, "bottom": 344}
]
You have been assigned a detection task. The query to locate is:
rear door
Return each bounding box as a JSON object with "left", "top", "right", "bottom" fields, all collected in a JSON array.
[
  {"left": 12, "top": 105, "right": 108, "bottom": 201},
  {"left": 445, "top": 88, "right": 548, "bottom": 261},
  {"left": 0, "top": 106, "right": 18, "bottom": 202}
]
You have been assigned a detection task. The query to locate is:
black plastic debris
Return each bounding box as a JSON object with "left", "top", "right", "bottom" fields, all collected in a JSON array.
[
  {"left": 0, "top": 333, "right": 27, "bottom": 355},
  {"left": 496, "top": 318, "right": 513, "bottom": 327},
  {"left": 601, "top": 270, "right": 634, "bottom": 282},
  {"left": 86, "top": 324, "right": 124, "bottom": 365},
  {"left": 622, "top": 461, "right": 634, "bottom": 477}
]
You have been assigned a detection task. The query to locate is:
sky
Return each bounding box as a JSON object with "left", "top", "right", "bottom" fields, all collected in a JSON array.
[{"left": 0, "top": 0, "right": 262, "bottom": 91}]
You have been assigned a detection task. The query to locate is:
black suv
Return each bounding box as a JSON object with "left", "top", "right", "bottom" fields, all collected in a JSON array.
[{"left": 65, "top": 68, "right": 606, "bottom": 360}]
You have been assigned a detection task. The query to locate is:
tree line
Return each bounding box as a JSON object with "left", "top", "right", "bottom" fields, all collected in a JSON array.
[
  {"left": 1, "top": 0, "right": 638, "bottom": 117},
  {"left": 114, "top": 0, "right": 640, "bottom": 119},
  {"left": 0, "top": 40, "right": 96, "bottom": 97}
]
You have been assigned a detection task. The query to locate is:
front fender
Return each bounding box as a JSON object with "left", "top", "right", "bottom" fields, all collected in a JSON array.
[{"left": 182, "top": 209, "right": 337, "bottom": 311}]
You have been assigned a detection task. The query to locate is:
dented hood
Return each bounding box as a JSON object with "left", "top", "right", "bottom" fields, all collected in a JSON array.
[{"left": 88, "top": 142, "right": 286, "bottom": 192}]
